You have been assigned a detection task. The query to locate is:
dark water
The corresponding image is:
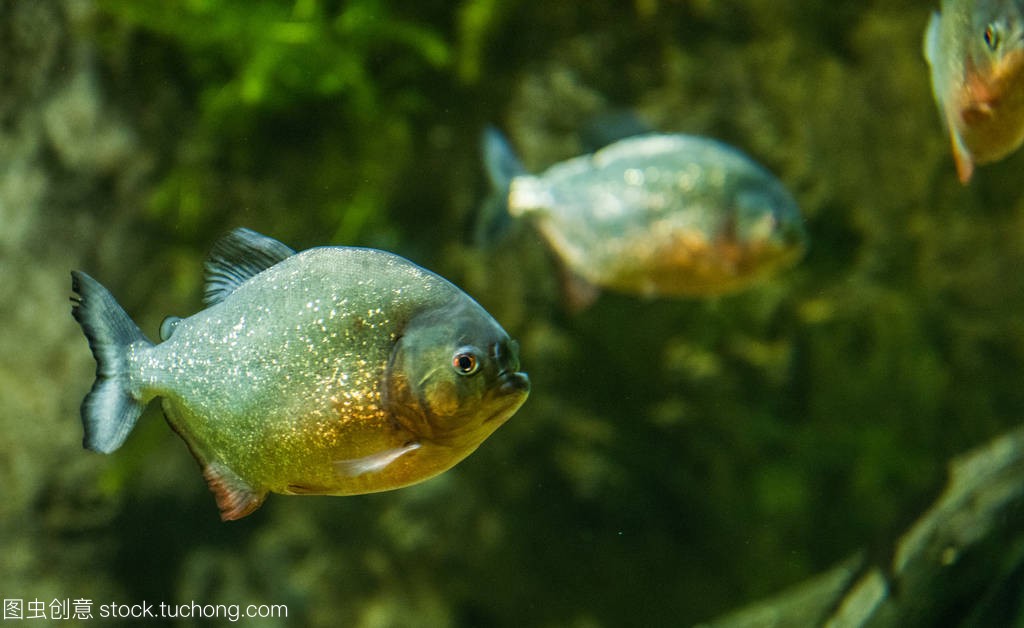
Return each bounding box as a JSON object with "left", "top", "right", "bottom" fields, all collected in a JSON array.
[{"left": 4, "top": 1, "right": 1024, "bottom": 625}]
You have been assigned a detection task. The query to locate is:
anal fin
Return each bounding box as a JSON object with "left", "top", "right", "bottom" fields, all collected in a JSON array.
[
  {"left": 203, "top": 461, "right": 266, "bottom": 521},
  {"left": 951, "top": 129, "right": 975, "bottom": 184}
]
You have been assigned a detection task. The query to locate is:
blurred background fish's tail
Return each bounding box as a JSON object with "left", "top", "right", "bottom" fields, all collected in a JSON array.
[
  {"left": 476, "top": 126, "right": 527, "bottom": 247},
  {"left": 70, "top": 271, "right": 152, "bottom": 454}
]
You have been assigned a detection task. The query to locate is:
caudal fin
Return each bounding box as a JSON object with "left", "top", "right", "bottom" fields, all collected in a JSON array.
[
  {"left": 475, "top": 126, "right": 528, "bottom": 246},
  {"left": 70, "top": 271, "right": 152, "bottom": 453}
]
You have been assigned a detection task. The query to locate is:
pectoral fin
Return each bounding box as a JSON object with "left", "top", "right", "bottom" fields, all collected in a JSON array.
[
  {"left": 203, "top": 461, "right": 266, "bottom": 521},
  {"left": 334, "top": 442, "right": 421, "bottom": 477}
]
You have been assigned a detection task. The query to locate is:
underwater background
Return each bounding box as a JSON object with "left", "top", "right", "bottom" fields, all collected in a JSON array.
[{"left": 4, "top": 0, "right": 1024, "bottom": 625}]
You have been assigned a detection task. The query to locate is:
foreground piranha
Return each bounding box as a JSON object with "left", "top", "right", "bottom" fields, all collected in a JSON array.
[
  {"left": 482, "top": 128, "right": 806, "bottom": 307},
  {"left": 71, "top": 228, "right": 529, "bottom": 520},
  {"left": 925, "top": 0, "right": 1024, "bottom": 182}
]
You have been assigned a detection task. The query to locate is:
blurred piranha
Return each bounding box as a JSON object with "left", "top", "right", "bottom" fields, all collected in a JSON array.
[
  {"left": 482, "top": 128, "right": 806, "bottom": 308},
  {"left": 925, "top": 0, "right": 1024, "bottom": 182},
  {"left": 71, "top": 228, "right": 529, "bottom": 520}
]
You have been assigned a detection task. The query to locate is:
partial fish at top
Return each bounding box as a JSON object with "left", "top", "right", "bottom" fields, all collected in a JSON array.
[{"left": 925, "top": 0, "right": 1024, "bottom": 182}]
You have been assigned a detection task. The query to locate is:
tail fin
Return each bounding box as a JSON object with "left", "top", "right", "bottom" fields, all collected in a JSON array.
[
  {"left": 476, "top": 126, "right": 528, "bottom": 246},
  {"left": 482, "top": 126, "right": 527, "bottom": 188},
  {"left": 70, "top": 271, "right": 152, "bottom": 453}
]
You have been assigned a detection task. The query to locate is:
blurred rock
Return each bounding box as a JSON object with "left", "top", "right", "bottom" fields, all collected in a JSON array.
[
  {"left": 703, "top": 425, "right": 1024, "bottom": 627},
  {"left": 0, "top": 0, "right": 143, "bottom": 605}
]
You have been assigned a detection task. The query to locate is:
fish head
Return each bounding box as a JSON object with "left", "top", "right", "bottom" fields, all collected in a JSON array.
[
  {"left": 945, "top": 1, "right": 1024, "bottom": 180},
  {"left": 970, "top": 2, "right": 1024, "bottom": 70},
  {"left": 724, "top": 179, "right": 806, "bottom": 265},
  {"left": 383, "top": 297, "right": 530, "bottom": 448},
  {"left": 961, "top": 4, "right": 1024, "bottom": 114}
]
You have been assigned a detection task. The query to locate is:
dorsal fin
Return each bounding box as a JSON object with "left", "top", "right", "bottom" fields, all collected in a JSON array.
[{"left": 203, "top": 228, "right": 296, "bottom": 306}]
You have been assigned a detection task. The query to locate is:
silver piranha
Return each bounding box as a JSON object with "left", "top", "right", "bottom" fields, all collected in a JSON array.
[
  {"left": 71, "top": 228, "right": 530, "bottom": 520},
  {"left": 482, "top": 128, "right": 806, "bottom": 309},
  {"left": 925, "top": 0, "right": 1024, "bottom": 182}
]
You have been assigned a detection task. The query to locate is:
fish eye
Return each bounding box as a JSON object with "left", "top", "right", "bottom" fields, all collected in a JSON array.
[
  {"left": 984, "top": 24, "right": 1000, "bottom": 51},
  {"left": 451, "top": 349, "right": 480, "bottom": 376}
]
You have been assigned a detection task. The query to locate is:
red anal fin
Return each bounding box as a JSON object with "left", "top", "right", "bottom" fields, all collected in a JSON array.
[
  {"left": 949, "top": 127, "right": 975, "bottom": 184},
  {"left": 953, "top": 141, "right": 975, "bottom": 184},
  {"left": 203, "top": 462, "right": 266, "bottom": 521},
  {"left": 946, "top": 108, "right": 978, "bottom": 183}
]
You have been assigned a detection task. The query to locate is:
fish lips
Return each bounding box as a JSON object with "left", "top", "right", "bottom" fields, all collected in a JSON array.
[
  {"left": 499, "top": 370, "right": 531, "bottom": 396},
  {"left": 483, "top": 370, "right": 530, "bottom": 424}
]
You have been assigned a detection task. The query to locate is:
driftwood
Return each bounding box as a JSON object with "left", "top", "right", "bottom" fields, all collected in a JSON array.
[{"left": 700, "top": 426, "right": 1024, "bottom": 627}]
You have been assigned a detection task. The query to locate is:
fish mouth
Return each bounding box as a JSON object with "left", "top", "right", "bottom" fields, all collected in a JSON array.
[
  {"left": 962, "top": 49, "right": 1024, "bottom": 116},
  {"left": 481, "top": 371, "right": 530, "bottom": 424},
  {"left": 498, "top": 370, "right": 531, "bottom": 396}
]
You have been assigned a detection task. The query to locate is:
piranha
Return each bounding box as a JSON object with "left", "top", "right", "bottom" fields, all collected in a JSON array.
[
  {"left": 924, "top": 0, "right": 1024, "bottom": 183},
  {"left": 481, "top": 128, "right": 806, "bottom": 308},
  {"left": 70, "top": 228, "right": 530, "bottom": 520}
]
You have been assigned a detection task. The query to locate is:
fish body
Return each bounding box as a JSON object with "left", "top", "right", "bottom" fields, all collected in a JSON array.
[
  {"left": 483, "top": 129, "right": 806, "bottom": 304},
  {"left": 925, "top": 0, "right": 1024, "bottom": 182},
  {"left": 71, "top": 228, "right": 529, "bottom": 520}
]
